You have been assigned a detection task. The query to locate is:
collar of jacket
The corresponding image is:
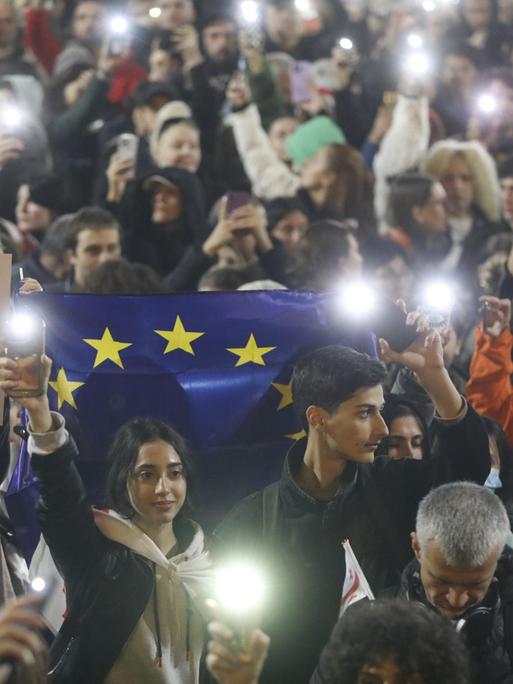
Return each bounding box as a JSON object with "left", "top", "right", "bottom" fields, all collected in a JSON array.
[{"left": 278, "top": 438, "right": 359, "bottom": 510}]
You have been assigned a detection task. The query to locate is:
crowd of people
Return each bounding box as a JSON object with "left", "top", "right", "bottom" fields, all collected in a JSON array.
[{"left": 1, "top": 0, "right": 513, "bottom": 681}]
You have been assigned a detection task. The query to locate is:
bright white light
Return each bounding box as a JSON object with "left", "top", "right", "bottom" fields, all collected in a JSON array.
[
  {"left": 405, "top": 51, "right": 431, "bottom": 77},
  {"left": 6, "top": 313, "right": 35, "bottom": 339},
  {"left": 149, "top": 6, "right": 161, "bottom": 18},
  {"left": 478, "top": 93, "right": 497, "bottom": 114},
  {"left": 31, "top": 577, "right": 46, "bottom": 593},
  {"left": 339, "top": 37, "right": 354, "bottom": 51},
  {"left": 422, "top": 281, "right": 455, "bottom": 312},
  {"left": 422, "top": 0, "right": 436, "bottom": 11},
  {"left": 407, "top": 33, "right": 423, "bottom": 49},
  {"left": 295, "top": 0, "right": 311, "bottom": 13},
  {"left": 239, "top": 0, "right": 259, "bottom": 24},
  {"left": 1, "top": 106, "right": 22, "bottom": 128},
  {"left": 214, "top": 562, "right": 266, "bottom": 615},
  {"left": 338, "top": 281, "right": 376, "bottom": 318},
  {"left": 109, "top": 16, "right": 128, "bottom": 34}
]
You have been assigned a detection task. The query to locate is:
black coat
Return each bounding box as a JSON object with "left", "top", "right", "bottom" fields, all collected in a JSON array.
[
  {"left": 394, "top": 553, "right": 513, "bottom": 684},
  {"left": 31, "top": 439, "right": 195, "bottom": 684},
  {"left": 213, "top": 404, "right": 490, "bottom": 684}
]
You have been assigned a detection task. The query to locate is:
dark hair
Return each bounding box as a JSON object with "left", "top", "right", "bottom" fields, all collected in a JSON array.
[
  {"left": 67, "top": 207, "right": 120, "bottom": 251},
  {"left": 265, "top": 197, "right": 308, "bottom": 233},
  {"left": 40, "top": 214, "right": 75, "bottom": 259},
  {"left": 376, "top": 398, "right": 428, "bottom": 458},
  {"left": 292, "top": 345, "right": 386, "bottom": 430},
  {"left": 105, "top": 417, "right": 194, "bottom": 520},
  {"left": 387, "top": 173, "right": 435, "bottom": 233},
  {"left": 497, "top": 155, "right": 513, "bottom": 180},
  {"left": 362, "top": 236, "right": 411, "bottom": 273},
  {"left": 288, "top": 219, "right": 357, "bottom": 290},
  {"left": 322, "top": 144, "right": 370, "bottom": 218},
  {"left": 84, "top": 258, "right": 166, "bottom": 294},
  {"left": 318, "top": 599, "right": 471, "bottom": 683},
  {"left": 197, "top": 266, "right": 249, "bottom": 291},
  {"left": 481, "top": 415, "right": 513, "bottom": 495},
  {"left": 442, "top": 42, "right": 483, "bottom": 69},
  {"left": 483, "top": 66, "right": 513, "bottom": 92}
]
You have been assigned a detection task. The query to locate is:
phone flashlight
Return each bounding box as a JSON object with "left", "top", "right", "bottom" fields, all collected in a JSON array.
[
  {"left": 239, "top": 0, "right": 259, "bottom": 24},
  {"left": 294, "top": 0, "right": 319, "bottom": 20},
  {"left": 422, "top": 0, "right": 436, "bottom": 11},
  {"left": 339, "top": 37, "right": 354, "bottom": 51},
  {"left": 420, "top": 280, "right": 455, "bottom": 327},
  {"left": 337, "top": 280, "right": 377, "bottom": 319},
  {"left": 407, "top": 33, "right": 423, "bottom": 49},
  {"left": 1, "top": 106, "right": 23, "bottom": 129},
  {"left": 209, "top": 561, "right": 266, "bottom": 653},
  {"left": 3, "top": 312, "right": 46, "bottom": 398},
  {"left": 109, "top": 15, "right": 128, "bottom": 33},
  {"left": 149, "top": 6, "right": 161, "bottom": 18},
  {"left": 478, "top": 93, "right": 497, "bottom": 115},
  {"left": 404, "top": 51, "right": 432, "bottom": 77}
]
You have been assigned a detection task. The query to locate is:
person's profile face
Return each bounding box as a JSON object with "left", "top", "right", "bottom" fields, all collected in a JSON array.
[
  {"left": 314, "top": 385, "right": 388, "bottom": 464},
  {"left": 128, "top": 440, "right": 187, "bottom": 530}
]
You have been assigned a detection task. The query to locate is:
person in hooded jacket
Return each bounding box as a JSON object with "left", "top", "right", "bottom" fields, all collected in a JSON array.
[
  {"left": 128, "top": 167, "right": 212, "bottom": 291},
  {"left": 0, "top": 355, "right": 213, "bottom": 684}
]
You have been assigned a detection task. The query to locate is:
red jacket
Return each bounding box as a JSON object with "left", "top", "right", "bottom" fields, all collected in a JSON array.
[{"left": 467, "top": 325, "right": 513, "bottom": 445}]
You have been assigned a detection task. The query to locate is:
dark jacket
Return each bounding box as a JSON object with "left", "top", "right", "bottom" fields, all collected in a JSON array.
[
  {"left": 31, "top": 439, "right": 195, "bottom": 684},
  {"left": 395, "top": 553, "right": 513, "bottom": 684},
  {"left": 214, "top": 404, "right": 490, "bottom": 684}
]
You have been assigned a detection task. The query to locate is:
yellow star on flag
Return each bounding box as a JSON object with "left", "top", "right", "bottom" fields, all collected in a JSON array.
[
  {"left": 49, "top": 368, "right": 84, "bottom": 409},
  {"left": 285, "top": 429, "right": 306, "bottom": 441},
  {"left": 83, "top": 327, "right": 133, "bottom": 369},
  {"left": 154, "top": 316, "right": 205, "bottom": 355},
  {"left": 227, "top": 333, "right": 276, "bottom": 367},
  {"left": 272, "top": 382, "right": 293, "bottom": 410}
]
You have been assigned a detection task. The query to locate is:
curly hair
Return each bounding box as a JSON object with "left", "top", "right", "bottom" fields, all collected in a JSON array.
[{"left": 317, "top": 599, "right": 471, "bottom": 683}]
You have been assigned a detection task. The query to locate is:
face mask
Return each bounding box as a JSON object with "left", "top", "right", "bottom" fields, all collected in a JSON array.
[{"left": 485, "top": 467, "right": 502, "bottom": 490}]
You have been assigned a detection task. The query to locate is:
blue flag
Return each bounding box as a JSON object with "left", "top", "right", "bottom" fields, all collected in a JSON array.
[{"left": 6, "top": 291, "right": 376, "bottom": 560}]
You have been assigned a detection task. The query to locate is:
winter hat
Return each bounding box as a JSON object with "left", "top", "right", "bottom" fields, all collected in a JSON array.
[{"left": 285, "top": 116, "right": 346, "bottom": 167}]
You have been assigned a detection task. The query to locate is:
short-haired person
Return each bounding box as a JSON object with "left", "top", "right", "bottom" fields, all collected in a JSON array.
[
  {"left": 0, "top": 359, "right": 212, "bottom": 683},
  {"left": 46, "top": 207, "right": 122, "bottom": 293},
  {"left": 388, "top": 482, "right": 513, "bottom": 683},
  {"left": 215, "top": 326, "right": 490, "bottom": 682}
]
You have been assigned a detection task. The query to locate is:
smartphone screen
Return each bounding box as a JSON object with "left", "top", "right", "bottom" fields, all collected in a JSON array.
[
  {"left": 290, "top": 61, "right": 313, "bottom": 104},
  {"left": 225, "top": 192, "right": 252, "bottom": 217}
]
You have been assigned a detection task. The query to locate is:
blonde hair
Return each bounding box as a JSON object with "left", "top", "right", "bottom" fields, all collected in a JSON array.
[{"left": 421, "top": 140, "right": 501, "bottom": 222}]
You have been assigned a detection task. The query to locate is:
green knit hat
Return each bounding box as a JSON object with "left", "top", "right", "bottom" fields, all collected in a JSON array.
[{"left": 285, "top": 116, "right": 346, "bottom": 166}]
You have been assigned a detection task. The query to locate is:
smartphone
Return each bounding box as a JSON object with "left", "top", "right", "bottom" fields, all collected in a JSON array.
[
  {"left": 290, "top": 61, "right": 313, "bottom": 104},
  {"left": 371, "top": 296, "right": 418, "bottom": 353},
  {"left": 116, "top": 133, "right": 138, "bottom": 179},
  {"left": 225, "top": 191, "right": 252, "bottom": 217},
  {"left": 479, "top": 300, "right": 495, "bottom": 333},
  {"left": 3, "top": 316, "right": 45, "bottom": 398}
]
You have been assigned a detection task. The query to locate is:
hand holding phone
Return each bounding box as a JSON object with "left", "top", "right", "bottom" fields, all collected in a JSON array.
[
  {"left": 2, "top": 314, "right": 46, "bottom": 398},
  {"left": 478, "top": 296, "right": 511, "bottom": 337}
]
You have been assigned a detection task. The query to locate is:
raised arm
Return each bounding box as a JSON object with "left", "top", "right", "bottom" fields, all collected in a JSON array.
[
  {"left": 0, "top": 355, "right": 99, "bottom": 581},
  {"left": 467, "top": 296, "right": 513, "bottom": 445}
]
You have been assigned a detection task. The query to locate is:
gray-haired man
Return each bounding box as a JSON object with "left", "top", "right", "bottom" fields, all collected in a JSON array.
[{"left": 406, "top": 482, "right": 513, "bottom": 684}]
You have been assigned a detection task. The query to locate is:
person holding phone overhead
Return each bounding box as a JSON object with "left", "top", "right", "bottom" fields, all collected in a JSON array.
[
  {"left": 0, "top": 353, "right": 213, "bottom": 684},
  {"left": 214, "top": 311, "right": 490, "bottom": 684}
]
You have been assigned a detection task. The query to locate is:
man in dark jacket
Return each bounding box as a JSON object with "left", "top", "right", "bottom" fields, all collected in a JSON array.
[
  {"left": 313, "top": 482, "right": 513, "bottom": 684},
  {"left": 214, "top": 330, "right": 490, "bottom": 684}
]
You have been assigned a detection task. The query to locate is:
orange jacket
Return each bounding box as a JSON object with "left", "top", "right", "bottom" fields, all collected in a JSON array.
[{"left": 467, "top": 325, "right": 513, "bottom": 445}]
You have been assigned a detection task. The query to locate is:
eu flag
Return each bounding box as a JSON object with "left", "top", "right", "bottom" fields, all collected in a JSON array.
[{"left": 6, "top": 290, "right": 375, "bottom": 559}]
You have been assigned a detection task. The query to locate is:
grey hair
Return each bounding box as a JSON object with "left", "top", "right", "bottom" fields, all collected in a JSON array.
[{"left": 416, "top": 482, "right": 510, "bottom": 567}]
